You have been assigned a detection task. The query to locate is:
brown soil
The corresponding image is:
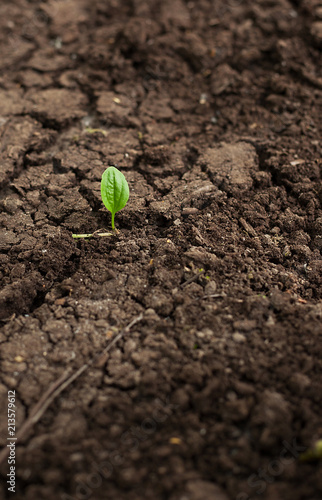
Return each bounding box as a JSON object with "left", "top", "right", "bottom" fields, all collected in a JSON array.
[{"left": 0, "top": 1, "right": 322, "bottom": 499}]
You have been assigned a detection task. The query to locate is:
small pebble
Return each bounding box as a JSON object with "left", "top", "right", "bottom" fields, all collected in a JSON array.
[{"left": 232, "top": 332, "right": 246, "bottom": 343}]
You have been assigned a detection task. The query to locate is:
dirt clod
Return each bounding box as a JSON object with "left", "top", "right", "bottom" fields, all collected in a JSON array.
[{"left": 0, "top": 1, "right": 322, "bottom": 500}]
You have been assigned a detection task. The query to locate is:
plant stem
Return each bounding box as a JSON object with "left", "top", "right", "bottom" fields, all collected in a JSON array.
[{"left": 111, "top": 212, "right": 115, "bottom": 230}]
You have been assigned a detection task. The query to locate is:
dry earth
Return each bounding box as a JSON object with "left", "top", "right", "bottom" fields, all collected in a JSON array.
[{"left": 0, "top": 1, "right": 322, "bottom": 499}]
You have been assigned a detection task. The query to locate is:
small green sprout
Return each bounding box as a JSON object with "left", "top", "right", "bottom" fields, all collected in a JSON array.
[
  {"left": 300, "top": 440, "right": 322, "bottom": 462},
  {"left": 101, "top": 166, "right": 129, "bottom": 230},
  {"left": 85, "top": 128, "right": 108, "bottom": 136}
]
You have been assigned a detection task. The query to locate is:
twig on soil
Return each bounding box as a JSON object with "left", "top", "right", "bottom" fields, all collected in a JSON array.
[
  {"left": 92, "top": 313, "right": 144, "bottom": 367},
  {"left": 201, "top": 293, "right": 226, "bottom": 299},
  {"left": 0, "top": 313, "right": 144, "bottom": 465},
  {"left": 181, "top": 269, "right": 205, "bottom": 288},
  {"left": 0, "top": 369, "right": 74, "bottom": 465},
  {"left": 72, "top": 232, "right": 113, "bottom": 239}
]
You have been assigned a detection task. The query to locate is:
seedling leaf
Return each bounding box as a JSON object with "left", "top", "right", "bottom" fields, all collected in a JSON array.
[
  {"left": 300, "top": 440, "right": 322, "bottom": 462},
  {"left": 101, "top": 167, "right": 129, "bottom": 230}
]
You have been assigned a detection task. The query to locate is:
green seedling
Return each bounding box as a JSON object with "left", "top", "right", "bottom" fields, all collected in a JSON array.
[
  {"left": 101, "top": 166, "right": 129, "bottom": 230},
  {"left": 71, "top": 167, "right": 129, "bottom": 239},
  {"left": 300, "top": 440, "right": 322, "bottom": 462}
]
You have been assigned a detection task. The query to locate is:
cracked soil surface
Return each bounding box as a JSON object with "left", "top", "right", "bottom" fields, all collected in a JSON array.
[{"left": 0, "top": 0, "right": 322, "bottom": 499}]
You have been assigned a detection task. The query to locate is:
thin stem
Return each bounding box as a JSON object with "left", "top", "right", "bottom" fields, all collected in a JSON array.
[{"left": 111, "top": 212, "right": 115, "bottom": 230}]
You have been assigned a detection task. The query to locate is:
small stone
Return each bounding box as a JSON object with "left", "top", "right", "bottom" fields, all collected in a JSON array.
[
  {"left": 169, "top": 437, "right": 182, "bottom": 445},
  {"left": 14, "top": 356, "right": 24, "bottom": 363},
  {"left": 233, "top": 319, "right": 256, "bottom": 332},
  {"left": 232, "top": 332, "right": 246, "bottom": 343},
  {"left": 70, "top": 453, "right": 84, "bottom": 462},
  {"left": 204, "top": 280, "right": 217, "bottom": 294},
  {"left": 182, "top": 207, "right": 199, "bottom": 215},
  {"left": 266, "top": 315, "right": 275, "bottom": 326}
]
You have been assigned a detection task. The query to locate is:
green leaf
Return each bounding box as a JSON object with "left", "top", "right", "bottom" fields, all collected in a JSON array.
[
  {"left": 300, "top": 440, "right": 322, "bottom": 462},
  {"left": 101, "top": 167, "right": 129, "bottom": 230}
]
